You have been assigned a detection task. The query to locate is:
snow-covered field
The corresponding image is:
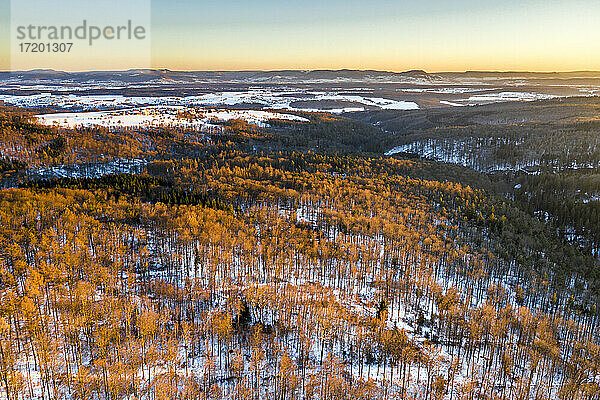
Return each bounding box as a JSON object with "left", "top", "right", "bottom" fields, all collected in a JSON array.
[
  {"left": 457, "top": 91, "right": 561, "bottom": 104},
  {"left": 0, "top": 91, "right": 420, "bottom": 113},
  {"left": 2, "top": 82, "right": 598, "bottom": 112},
  {"left": 2, "top": 70, "right": 600, "bottom": 114},
  {"left": 34, "top": 106, "right": 309, "bottom": 130},
  {"left": 401, "top": 87, "right": 498, "bottom": 94}
]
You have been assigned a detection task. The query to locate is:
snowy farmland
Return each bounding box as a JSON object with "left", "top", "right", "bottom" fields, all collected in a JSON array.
[
  {"left": 2, "top": 70, "right": 600, "bottom": 115},
  {"left": 0, "top": 91, "right": 420, "bottom": 113},
  {"left": 34, "top": 106, "right": 310, "bottom": 130}
]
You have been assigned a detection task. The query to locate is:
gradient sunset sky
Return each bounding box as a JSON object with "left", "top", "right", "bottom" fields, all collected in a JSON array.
[{"left": 1, "top": 0, "right": 600, "bottom": 72}]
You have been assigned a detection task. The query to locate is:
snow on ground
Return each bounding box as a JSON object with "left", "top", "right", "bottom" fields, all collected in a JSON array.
[
  {"left": 207, "top": 109, "right": 309, "bottom": 124},
  {"left": 401, "top": 87, "right": 498, "bottom": 94},
  {"left": 582, "top": 194, "right": 600, "bottom": 204},
  {"left": 28, "top": 158, "right": 148, "bottom": 180},
  {"left": 458, "top": 91, "right": 560, "bottom": 103},
  {"left": 304, "top": 107, "right": 366, "bottom": 114},
  {"left": 0, "top": 90, "right": 419, "bottom": 112},
  {"left": 439, "top": 100, "right": 465, "bottom": 107},
  {"left": 384, "top": 141, "right": 537, "bottom": 173},
  {"left": 3, "top": 85, "right": 597, "bottom": 113},
  {"left": 309, "top": 94, "right": 419, "bottom": 110},
  {"left": 34, "top": 106, "right": 309, "bottom": 130}
]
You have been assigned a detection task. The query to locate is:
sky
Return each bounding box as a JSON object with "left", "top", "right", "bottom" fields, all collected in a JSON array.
[{"left": 1, "top": 0, "right": 600, "bottom": 72}]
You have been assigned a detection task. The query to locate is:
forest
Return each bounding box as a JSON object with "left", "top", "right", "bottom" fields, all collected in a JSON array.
[
  {"left": 0, "top": 103, "right": 599, "bottom": 399},
  {"left": 357, "top": 97, "right": 600, "bottom": 257}
]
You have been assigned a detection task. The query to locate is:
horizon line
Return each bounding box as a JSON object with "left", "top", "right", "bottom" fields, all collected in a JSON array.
[{"left": 2, "top": 68, "right": 600, "bottom": 75}]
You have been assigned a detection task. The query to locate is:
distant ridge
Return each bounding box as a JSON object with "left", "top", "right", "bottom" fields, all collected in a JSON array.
[
  {"left": 451, "top": 70, "right": 600, "bottom": 77},
  {"left": 3, "top": 68, "right": 600, "bottom": 74},
  {"left": 2, "top": 69, "right": 600, "bottom": 89},
  {"left": 0, "top": 69, "right": 444, "bottom": 84}
]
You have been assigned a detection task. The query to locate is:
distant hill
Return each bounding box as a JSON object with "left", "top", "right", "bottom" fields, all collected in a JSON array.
[{"left": 0, "top": 69, "right": 448, "bottom": 84}]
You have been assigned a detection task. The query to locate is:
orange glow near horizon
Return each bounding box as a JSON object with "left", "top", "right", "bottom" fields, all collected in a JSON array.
[{"left": 1, "top": 0, "right": 599, "bottom": 73}]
